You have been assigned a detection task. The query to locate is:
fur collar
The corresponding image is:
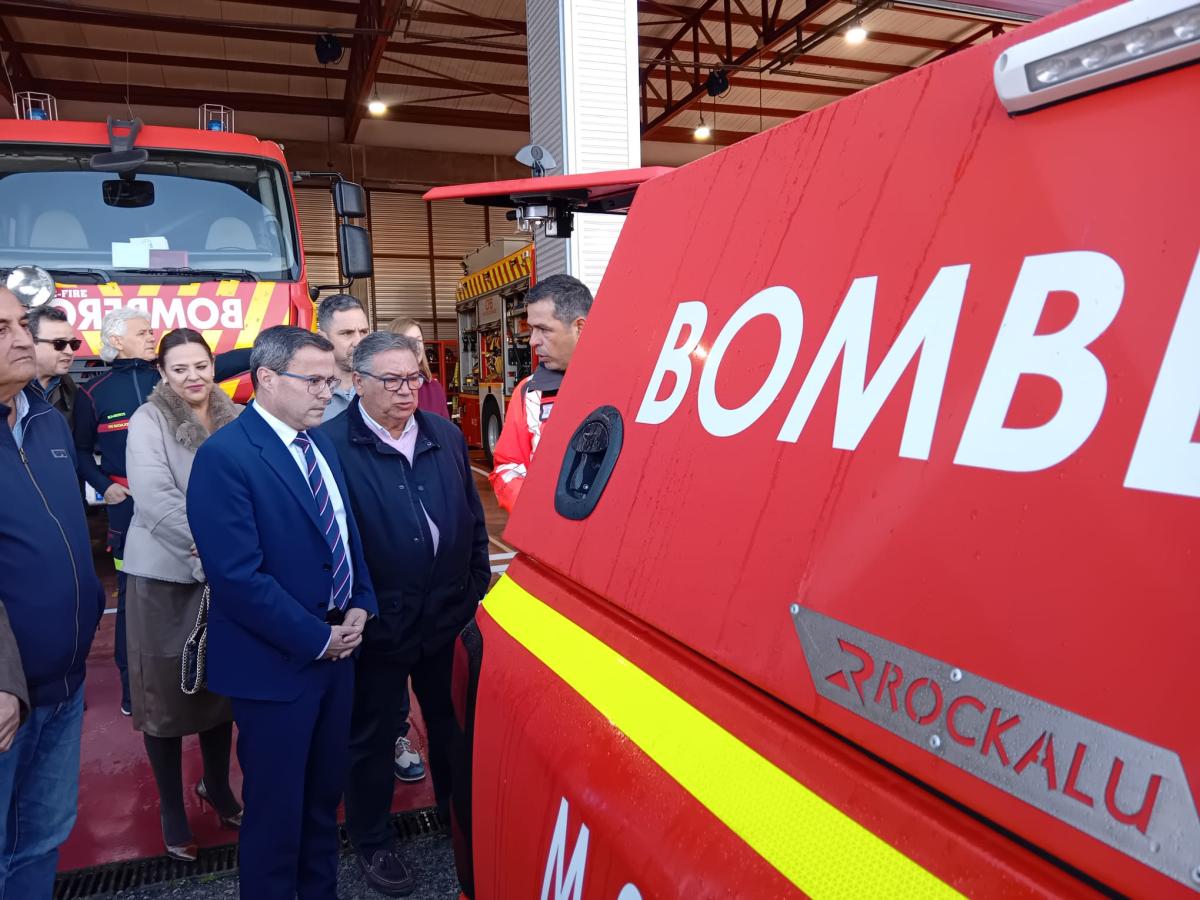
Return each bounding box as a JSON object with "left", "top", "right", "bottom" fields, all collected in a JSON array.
[{"left": 148, "top": 380, "right": 240, "bottom": 451}]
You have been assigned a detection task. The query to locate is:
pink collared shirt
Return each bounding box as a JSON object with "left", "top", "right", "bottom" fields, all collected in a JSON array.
[{"left": 359, "top": 406, "right": 440, "bottom": 553}]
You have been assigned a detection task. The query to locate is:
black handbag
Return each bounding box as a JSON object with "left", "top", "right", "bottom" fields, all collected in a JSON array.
[{"left": 180, "top": 584, "right": 210, "bottom": 695}]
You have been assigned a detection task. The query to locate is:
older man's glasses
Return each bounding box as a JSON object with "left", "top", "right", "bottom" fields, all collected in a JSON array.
[
  {"left": 35, "top": 338, "right": 82, "bottom": 352},
  {"left": 357, "top": 370, "right": 426, "bottom": 393},
  {"left": 279, "top": 372, "right": 342, "bottom": 395}
]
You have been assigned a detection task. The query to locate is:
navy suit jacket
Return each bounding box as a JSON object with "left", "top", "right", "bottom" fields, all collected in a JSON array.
[{"left": 187, "top": 401, "right": 378, "bottom": 702}]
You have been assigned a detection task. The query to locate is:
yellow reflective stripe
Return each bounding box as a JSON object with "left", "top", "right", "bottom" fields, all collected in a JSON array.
[
  {"left": 236, "top": 281, "right": 276, "bottom": 348},
  {"left": 217, "top": 280, "right": 239, "bottom": 297},
  {"left": 177, "top": 282, "right": 201, "bottom": 297},
  {"left": 137, "top": 284, "right": 159, "bottom": 297},
  {"left": 484, "top": 576, "right": 962, "bottom": 899}
]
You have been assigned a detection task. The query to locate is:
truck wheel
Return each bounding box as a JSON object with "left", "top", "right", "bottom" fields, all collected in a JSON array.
[{"left": 482, "top": 400, "right": 502, "bottom": 467}]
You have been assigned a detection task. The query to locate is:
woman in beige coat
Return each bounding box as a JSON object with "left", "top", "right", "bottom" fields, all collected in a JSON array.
[{"left": 123, "top": 328, "right": 243, "bottom": 861}]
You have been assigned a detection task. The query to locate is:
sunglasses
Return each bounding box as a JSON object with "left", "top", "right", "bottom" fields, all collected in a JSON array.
[{"left": 35, "top": 338, "right": 83, "bottom": 352}]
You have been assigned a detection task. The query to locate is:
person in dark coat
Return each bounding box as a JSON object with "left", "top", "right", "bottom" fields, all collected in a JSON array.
[
  {"left": 322, "top": 331, "right": 489, "bottom": 897},
  {"left": 0, "top": 287, "right": 104, "bottom": 899},
  {"left": 188, "top": 326, "right": 377, "bottom": 900},
  {"left": 25, "top": 304, "right": 79, "bottom": 427}
]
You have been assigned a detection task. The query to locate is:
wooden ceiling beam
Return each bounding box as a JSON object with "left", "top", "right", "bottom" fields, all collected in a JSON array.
[
  {"left": 343, "top": 0, "right": 407, "bottom": 143},
  {"left": 645, "top": 97, "right": 802, "bottom": 118},
  {"left": 0, "top": 15, "right": 34, "bottom": 103},
  {"left": 641, "top": 0, "right": 1020, "bottom": 29},
  {"left": 37, "top": 78, "right": 342, "bottom": 118},
  {"left": 34, "top": 77, "right": 759, "bottom": 145},
  {"left": 640, "top": 33, "right": 912, "bottom": 75}
]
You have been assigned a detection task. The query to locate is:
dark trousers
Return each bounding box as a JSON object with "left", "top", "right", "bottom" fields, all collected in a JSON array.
[
  {"left": 106, "top": 497, "right": 134, "bottom": 707},
  {"left": 345, "top": 639, "right": 456, "bottom": 852},
  {"left": 231, "top": 660, "right": 354, "bottom": 900}
]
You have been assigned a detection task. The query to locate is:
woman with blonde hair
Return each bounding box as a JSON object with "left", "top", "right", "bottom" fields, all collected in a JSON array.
[{"left": 384, "top": 317, "right": 448, "bottom": 419}]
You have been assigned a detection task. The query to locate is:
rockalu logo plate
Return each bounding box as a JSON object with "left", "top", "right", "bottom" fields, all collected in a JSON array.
[{"left": 790, "top": 606, "right": 1200, "bottom": 890}]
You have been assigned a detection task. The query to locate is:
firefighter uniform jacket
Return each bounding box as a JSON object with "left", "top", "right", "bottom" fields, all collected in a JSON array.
[{"left": 489, "top": 364, "right": 563, "bottom": 513}]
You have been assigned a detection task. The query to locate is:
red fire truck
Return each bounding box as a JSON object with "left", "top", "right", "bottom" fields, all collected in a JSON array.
[
  {"left": 0, "top": 105, "right": 371, "bottom": 399},
  {"left": 452, "top": 239, "right": 535, "bottom": 462},
  {"left": 433, "top": 0, "right": 1200, "bottom": 895}
]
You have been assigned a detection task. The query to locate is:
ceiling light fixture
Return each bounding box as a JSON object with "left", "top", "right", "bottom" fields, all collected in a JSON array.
[
  {"left": 693, "top": 112, "right": 711, "bottom": 140},
  {"left": 845, "top": 21, "right": 869, "bottom": 44},
  {"left": 367, "top": 86, "right": 387, "bottom": 116}
]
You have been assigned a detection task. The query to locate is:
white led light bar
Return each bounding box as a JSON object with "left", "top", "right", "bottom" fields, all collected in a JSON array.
[{"left": 994, "top": 0, "right": 1200, "bottom": 112}]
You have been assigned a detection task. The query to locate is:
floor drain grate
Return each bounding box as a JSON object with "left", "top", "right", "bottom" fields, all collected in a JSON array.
[{"left": 54, "top": 807, "right": 444, "bottom": 899}]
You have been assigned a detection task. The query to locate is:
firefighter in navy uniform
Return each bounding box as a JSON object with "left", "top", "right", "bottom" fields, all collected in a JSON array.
[
  {"left": 489, "top": 275, "right": 592, "bottom": 512},
  {"left": 74, "top": 308, "right": 250, "bottom": 715}
]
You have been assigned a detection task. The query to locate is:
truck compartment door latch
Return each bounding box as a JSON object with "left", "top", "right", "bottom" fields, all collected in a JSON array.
[{"left": 554, "top": 406, "right": 623, "bottom": 520}]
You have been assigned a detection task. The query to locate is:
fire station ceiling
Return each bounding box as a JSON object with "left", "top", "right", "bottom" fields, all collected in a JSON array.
[{"left": 0, "top": 0, "right": 1072, "bottom": 166}]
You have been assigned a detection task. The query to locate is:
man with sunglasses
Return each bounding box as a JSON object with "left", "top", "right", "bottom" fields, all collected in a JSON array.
[
  {"left": 24, "top": 305, "right": 80, "bottom": 428},
  {"left": 321, "top": 331, "right": 489, "bottom": 897}
]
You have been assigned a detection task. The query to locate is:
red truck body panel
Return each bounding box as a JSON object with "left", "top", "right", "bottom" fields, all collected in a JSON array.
[{"left": 457, "top": 0, "right": 1199, "bottom": 894}]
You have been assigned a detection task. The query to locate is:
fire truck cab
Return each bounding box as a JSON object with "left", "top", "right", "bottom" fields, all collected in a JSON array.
[
  {"left": 436, "top": 0, "right": 1200, "bottom": 896},
  {"left": 0, "top": 103, "right": 372, "bottom": 400}
]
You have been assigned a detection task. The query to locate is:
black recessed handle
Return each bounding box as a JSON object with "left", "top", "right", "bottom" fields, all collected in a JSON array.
[{"left": 554, "top": 406, "right": 623, "bottom": 520}]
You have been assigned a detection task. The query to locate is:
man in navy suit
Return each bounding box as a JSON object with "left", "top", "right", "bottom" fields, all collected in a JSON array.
[{"left": 188, "top": 326, "right": 378, "bottom": 900}]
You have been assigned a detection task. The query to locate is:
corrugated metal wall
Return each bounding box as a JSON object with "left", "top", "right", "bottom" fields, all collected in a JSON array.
[{"left": 294, "top": 187, "right": 524, "bottom": 339}]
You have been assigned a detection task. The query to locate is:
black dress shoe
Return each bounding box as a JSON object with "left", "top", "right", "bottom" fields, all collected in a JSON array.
[{"left": 357, "top": 845, "right": 415, "bottom": 897}]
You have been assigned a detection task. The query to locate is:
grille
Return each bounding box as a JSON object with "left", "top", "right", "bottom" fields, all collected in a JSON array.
[{"left": 54, "top": 807, "right": 444, "bottom": 899}]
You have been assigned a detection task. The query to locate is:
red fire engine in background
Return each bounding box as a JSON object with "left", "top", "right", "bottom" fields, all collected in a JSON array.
[
  {"left": 431, "top": 0, "right": 1200, "bottom": 896},
  {"left": 452, "top": 240, "right": 535, "bottom": 462},
  {"left": 0, "top": 98, "right": 372, "bottom": 401}
]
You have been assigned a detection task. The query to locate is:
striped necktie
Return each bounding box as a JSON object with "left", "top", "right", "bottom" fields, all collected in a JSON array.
[{"left": 292, "top": 432, "right": 351, "bottom": 612}]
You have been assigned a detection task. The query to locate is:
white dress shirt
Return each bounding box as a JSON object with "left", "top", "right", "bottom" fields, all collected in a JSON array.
[
  {"left": 251, "top": 402, "right": 352, "bottom": 658},
  {"left": 359, "top": 406, "right": 440, "bottom": 554}
]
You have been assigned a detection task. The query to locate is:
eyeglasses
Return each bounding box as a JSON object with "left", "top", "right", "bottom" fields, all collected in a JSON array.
[
  {"left": 357, "top": 370, "right": 426, "bottom": 393},
  {"left": 279, "top": 371, "right": 342, "bottom": 395},
  {"left": 35, "top": 338, "right": 82, "bottom": 352}
]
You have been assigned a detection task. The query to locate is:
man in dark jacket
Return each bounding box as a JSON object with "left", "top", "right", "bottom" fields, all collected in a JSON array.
[
  {"left": 0, "top": 287, "right": 104, "bottom": 898},
  {"left": 322, "top": 331, "right": 489, "bottom": 897},
  {"left": 74, "top": 308, "right": 252, "bottom": 713},
  {"left": 25, "top": 304, "right": 79, "bottom": 427}
]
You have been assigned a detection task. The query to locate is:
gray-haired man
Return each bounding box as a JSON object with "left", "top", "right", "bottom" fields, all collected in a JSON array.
[
  {"left": 74, "top": 307, "right": 158, "bottom": 714},
  {"left": 322, "top": 331, "right": 489, "bottom": 897},
  {"left": 316, "top": 294, "right": 370, "bottom": 422}
]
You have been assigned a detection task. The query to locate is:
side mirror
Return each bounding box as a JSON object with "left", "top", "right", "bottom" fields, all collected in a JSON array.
[
  {"left": 333, "top": 181, "right": 366, "bottom": 219},
  {"left": 103, "top": 179, "right": 155, "bottom": 208},
  {"left": 338, "top": 223, "right": 373, "bottom": 280}
]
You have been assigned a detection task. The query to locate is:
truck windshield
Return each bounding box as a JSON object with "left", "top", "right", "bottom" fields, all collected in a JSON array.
[{"left": 0, "top": 144, "right": 300, "bottom": 282}]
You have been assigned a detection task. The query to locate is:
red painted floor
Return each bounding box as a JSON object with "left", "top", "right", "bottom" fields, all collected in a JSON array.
[{"left": 59, "top": 514, "right": 436, "bottom": 871}]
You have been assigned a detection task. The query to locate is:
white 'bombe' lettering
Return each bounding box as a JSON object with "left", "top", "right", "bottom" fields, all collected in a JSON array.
[
  {"left": 635, "top": 249, "right": 1200, "bottom": 499},
  {"left": 52, "top": 295, "right": 247, "bottom": 332}
]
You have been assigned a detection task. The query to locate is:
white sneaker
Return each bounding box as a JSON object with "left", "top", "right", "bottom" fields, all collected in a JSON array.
[{"left": 393, "top": 736, "right": 426, "bottom": 782}]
